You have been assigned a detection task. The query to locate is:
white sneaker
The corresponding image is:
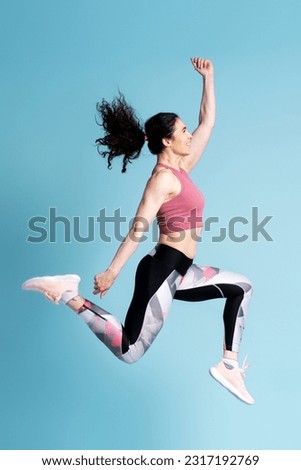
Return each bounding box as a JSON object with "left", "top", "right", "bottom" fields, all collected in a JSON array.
[
  {"left": 209, "top": 357, "right": 255, "bottom": 405},
  {"left": 22, "top": 274, "right": 80, "bottom": 304}
]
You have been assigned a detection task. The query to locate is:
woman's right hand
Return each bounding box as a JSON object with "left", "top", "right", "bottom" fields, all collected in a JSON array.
[
  {"left": 191, "top": 57, "right": 214, "bottom": 77},
  {"left": 93, "top": 269, "right": 117, "bottom": 298}
]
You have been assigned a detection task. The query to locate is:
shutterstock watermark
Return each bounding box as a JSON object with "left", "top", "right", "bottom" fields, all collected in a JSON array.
[{"left": 26, "top": 207, "right": 274, "bottom": 244}]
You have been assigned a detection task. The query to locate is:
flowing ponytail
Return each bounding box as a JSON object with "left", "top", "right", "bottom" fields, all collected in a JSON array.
[
  {"left": 95, "top": 93, "right": 145, "bottom": 173},
  {"left": 95, "top": 92, "right": 179, "bottom": 172}
]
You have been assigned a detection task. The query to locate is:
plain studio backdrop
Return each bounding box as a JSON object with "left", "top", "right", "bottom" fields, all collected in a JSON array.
[{"left": 1, "top": 0, "right": 300, "bottom": 450}]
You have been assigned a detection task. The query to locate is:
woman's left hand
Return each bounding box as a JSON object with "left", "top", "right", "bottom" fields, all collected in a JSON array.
[
  {"left": 191, "top": 57, "right": 214, "bottom": 77},
  {"left": 93, "top": 269, "right": 116, "bottom": 298}
]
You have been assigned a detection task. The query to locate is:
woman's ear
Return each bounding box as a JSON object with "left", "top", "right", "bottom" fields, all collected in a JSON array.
[{"left": 162, "top": 137, "right": 171, "bottom": 148}]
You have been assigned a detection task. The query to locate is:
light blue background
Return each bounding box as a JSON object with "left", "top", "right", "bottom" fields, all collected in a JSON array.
[{"left": 1, "top": 0, "right": 301, "bottom": 450}]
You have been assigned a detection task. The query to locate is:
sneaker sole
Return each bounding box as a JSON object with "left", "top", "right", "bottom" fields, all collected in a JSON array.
[
  {"left": 22, "top": 274, "right": 81, "bottom": 291},
  {"left": 209, "top": 367, "right": 255, "bottom": 405}
]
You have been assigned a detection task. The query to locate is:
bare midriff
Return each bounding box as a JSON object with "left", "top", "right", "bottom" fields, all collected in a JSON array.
[{"left": 159, "top": 226, "right": 202, "bottom": 260}]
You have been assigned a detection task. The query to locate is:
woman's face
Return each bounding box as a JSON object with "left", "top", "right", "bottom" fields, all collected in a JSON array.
[{"left": 169, "top": 118, "right": 192, "bottom": 156}]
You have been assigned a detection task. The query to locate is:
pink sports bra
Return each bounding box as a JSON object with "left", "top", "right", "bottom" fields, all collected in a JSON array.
[{"left": 156, "top": 163, "right": 205, "bottom": 234}]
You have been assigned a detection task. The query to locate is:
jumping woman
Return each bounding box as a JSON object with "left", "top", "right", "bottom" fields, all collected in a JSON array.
[{"left": 22, "top": 58, "right": 255, "bottom": 405}]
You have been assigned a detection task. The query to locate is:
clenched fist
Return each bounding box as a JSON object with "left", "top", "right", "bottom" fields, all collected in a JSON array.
[
  {"left": 93, "top": 269, "right": 116, "bottom": 298},
  {"left": 191, "top": 57, "right": 214, "bottom": 77}
]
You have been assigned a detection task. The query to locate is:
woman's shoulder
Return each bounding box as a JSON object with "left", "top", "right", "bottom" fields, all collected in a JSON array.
[
  {"left": 149, "top": 164, "right": 180, "bottom": 189},
  {"left": 145, "top": 165, "right": 181, "bottom": 201},
  {"left": 151, "top": 163, "right": 174, "bottom": 177}
]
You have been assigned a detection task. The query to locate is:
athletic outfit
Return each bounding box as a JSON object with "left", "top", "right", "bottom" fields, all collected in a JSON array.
[
  {"left": 75, "top": 163, "right": 252, "bottom": 364},
  {"left": 22, "top": 163, "right": 254, "bottom": 403}
]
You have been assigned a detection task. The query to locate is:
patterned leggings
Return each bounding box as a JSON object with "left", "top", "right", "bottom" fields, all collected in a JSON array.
[{"left": 78, "top": 244, "right": 252, "bottom": 364}]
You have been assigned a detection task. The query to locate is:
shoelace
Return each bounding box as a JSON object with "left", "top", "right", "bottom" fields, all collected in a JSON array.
[{"left": 240, "top": 355, "right": 251, "bottom": 377}]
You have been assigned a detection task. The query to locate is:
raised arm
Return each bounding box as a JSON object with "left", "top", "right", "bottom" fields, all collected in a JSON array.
[
  {"left": 93, "top": 170, "right": 175, "bottom": 298},
  {"left": 184, "top": 58, "right": 216, "bottom": 172}
]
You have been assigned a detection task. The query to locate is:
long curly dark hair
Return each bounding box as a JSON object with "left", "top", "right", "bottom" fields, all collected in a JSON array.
[{"left": 95, "top": 92, "right": 178, "bottom": 172}]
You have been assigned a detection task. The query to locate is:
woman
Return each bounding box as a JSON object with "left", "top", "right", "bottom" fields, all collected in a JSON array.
[{"left": 22, "top": 58, "right": 255, "bottom": 405}]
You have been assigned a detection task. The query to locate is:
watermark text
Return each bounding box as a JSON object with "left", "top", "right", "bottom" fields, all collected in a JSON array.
[{"left": 27, "top": 207, "right": 274, "bottom": 244}]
